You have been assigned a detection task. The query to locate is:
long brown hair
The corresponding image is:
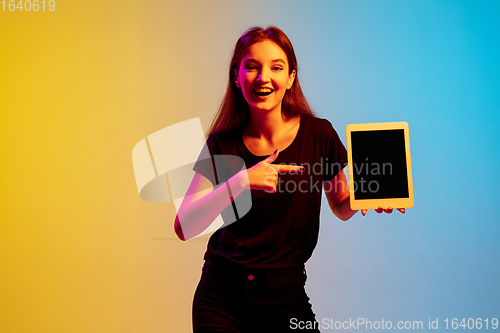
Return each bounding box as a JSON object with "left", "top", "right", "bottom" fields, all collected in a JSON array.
[{"left": 207, "top": 26, "right": 315, "bottom": 137}]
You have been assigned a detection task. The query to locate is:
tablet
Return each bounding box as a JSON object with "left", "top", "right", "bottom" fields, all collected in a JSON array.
[{"left": 346, "top": 122, "right": 414, "bottom": 210}]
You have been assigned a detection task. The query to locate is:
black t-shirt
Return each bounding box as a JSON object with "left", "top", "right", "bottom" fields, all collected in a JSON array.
[{"left": 193, "top": 116, "right": 347, "bottom": 269}]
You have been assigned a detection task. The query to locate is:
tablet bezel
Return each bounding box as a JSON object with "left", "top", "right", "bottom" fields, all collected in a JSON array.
[{"left": 346, "top": 121, "right": 414, "bottom": 210}]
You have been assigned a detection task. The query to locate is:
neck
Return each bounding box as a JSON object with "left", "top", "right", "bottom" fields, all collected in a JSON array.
[{"left": 246, "top": 107, "right": 288, "bottom": 140}]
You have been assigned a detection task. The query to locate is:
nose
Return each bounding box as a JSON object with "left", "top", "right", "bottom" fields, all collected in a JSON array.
[{"left": 257, "top": 68, "right": 270, "bottom": 83}]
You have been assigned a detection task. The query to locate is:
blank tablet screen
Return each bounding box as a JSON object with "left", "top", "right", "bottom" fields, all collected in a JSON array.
[{"left": 351, "top": 129, "right": 409, "bottom": 200}]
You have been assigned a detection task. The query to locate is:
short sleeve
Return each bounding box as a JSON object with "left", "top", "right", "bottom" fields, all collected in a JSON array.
[
  {"left": 322, "top": 120, "right": 348, "bottom": 183},
  {"left": 192, "top": 135, "right": 219, "bottom": 186}
]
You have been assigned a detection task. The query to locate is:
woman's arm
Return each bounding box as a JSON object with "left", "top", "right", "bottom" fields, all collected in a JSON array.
[
  {"left": 174, "top": 171, "right": 248, "bottom": 241},
  {"left": 174, "top": 149, "right": 304, "bottom": 241},
  {"left": 323, "top": 169, "right": 357, "bottom": 221}
]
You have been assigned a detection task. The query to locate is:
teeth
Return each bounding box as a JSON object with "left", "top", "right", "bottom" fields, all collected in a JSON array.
[{"left": 254, "top": 88, "right": 273, "bottom": 97}]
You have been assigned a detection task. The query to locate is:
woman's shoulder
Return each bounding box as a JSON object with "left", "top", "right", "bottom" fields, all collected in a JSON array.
[
  {"left": 302, "top": 116, "right": 339, "bottom": 136},
  {"left": 204, "top": 125, "right": 243, "bottom": 155},
  {"left": 208, "top": 125, "right": 242, "bottom": 143}
]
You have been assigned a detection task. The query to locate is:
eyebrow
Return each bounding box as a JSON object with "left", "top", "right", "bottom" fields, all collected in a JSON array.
[{"left": 242, "top": 58, "right": 286, "bottom": 64}]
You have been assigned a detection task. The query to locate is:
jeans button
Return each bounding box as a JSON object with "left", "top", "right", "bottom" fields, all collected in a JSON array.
[{"left": 248, "top": 274, "right": 254, "bottom": 281}]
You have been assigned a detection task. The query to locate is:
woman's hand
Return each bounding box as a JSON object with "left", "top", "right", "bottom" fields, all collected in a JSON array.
[
  {"left": 245, "top": 149, "right": 304, "bottom": 193},
  {"left": 361, "top": 207, "right": 405, "bottom": 216}
]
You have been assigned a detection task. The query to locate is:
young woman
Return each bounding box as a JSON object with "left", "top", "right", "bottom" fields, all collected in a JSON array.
[{"left": 175, "top": 26, "right": 401, "bottom": 332}]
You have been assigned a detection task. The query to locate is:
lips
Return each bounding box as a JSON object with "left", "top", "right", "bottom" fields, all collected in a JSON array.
[{"left": 253, "top": 88, "right": 274, "bottom": 97}]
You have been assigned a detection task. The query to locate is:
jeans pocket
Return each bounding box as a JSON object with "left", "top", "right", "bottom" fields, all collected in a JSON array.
[
  {"left": 200, "top": 266, "right": 225, "bottom": 287},
  {"left": 272, "top": 281, "right": 306, "bottom": 299}
]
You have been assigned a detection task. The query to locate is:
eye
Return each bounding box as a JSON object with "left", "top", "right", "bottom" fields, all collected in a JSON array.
[
  {"left": 244, "top": 64, "right": 257, "bottom": 70},
  {"left": 273, "top": 66, "right": 283, "bottom": 71}
]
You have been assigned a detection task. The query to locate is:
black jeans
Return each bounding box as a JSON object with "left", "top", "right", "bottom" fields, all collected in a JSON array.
[{"left": 192, "top": 258, "right": 320, "bottom": 332}]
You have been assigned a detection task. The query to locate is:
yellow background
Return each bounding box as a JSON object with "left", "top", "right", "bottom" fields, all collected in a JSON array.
[{"left": 0, "top": 1, "right": 236, "bottom": 331}]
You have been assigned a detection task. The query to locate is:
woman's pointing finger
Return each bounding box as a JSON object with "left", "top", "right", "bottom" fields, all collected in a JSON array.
[{"left": 275, "top": 165, "right": 305, "bottom": 173}]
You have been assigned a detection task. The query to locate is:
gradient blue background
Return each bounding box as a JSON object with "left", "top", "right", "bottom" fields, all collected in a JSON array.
[{"left": 291, "top": 0, "right": 500, "bottom": 327}]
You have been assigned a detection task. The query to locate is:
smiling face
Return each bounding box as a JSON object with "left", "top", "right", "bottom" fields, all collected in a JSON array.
[{"left": 235, "top": 40, "right": 296, "bottom": 116}]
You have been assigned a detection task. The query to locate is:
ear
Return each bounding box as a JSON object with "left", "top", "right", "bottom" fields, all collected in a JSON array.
[
  {"left": 234, "top": 69, "right": 240, "bottom": 88},
  {"left": 287, "top": 70, "right": 296, "bottom": 90}
]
